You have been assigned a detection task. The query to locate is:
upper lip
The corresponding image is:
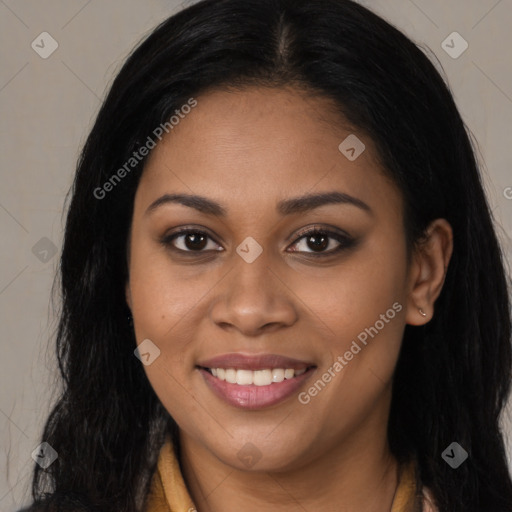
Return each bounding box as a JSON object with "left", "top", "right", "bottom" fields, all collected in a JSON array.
[{"left": 197, "top": 353, "right": 316, "bottom": 371}]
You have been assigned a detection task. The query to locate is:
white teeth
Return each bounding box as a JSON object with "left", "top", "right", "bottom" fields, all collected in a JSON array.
[
  {"left": 272, "top": 369, "right": 285, "bottom": 382},
  {"left": 236, "top": 370, "right": 253, "bottom": 386},
  {"left": 209, "top": 368, "right": 307, "bottom": 385},
  {"left": 284, "top": 369, "right": 294, "bottom": 380},
  {"left": 253, "top": 369, "right": 272, "bottom": 386},
  {"left": 225, "top": 368, "right": 237, "bottom": 383}
]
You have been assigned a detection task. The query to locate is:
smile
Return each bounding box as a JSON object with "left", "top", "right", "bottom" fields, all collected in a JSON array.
[
  {"left": 205, "top": 367, "right": 307, "bottom": 386},
  {"left": 196, "top": 353, "right": 316, "bottom": 409}
]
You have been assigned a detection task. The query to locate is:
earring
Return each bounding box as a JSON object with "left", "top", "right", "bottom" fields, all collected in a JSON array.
[
  {"left": 127, "top": 313, "right": 133, "bottom": 326},
  {"left": 418, "top": 308, "right": 427, "bottom": 317}
]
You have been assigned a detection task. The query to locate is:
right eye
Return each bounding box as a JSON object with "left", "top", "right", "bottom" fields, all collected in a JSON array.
[{"left": 161, "top": 227, "right": 224, "bottom": 254}]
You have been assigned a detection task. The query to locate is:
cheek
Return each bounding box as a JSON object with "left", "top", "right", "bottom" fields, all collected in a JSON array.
[
  {"left": 294, "top": 232, "right": 407, "bottom": 414},
  {"left": 294, "top": 233, "right": 407, "bottom": 346},
  {"left": 127, "top": 244, "right": 208, "bottom": 429},
  {"left": 298, "top": 287, "right": 405, "bottom": 445},
  {"left": 128, "top": 237, "right": 209, "bottom": 341}
]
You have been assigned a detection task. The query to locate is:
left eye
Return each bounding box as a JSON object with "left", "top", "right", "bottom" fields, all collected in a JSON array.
[
  {"left": 288, "top": 228, "right": 354, "bottom": 255},
  {"left": 162, "top": 227, "right": 354, "bottom": 256}
]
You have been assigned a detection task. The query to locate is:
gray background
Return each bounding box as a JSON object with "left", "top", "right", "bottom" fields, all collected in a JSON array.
[{"left": 1, "top": 0, "right": 511, "bottom": 509}]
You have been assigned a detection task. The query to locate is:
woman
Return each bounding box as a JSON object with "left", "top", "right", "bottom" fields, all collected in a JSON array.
[{"left": 23, "top": 0, "right": 512, "bottom": 511}]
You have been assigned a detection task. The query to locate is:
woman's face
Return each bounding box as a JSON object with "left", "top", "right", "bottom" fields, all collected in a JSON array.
[{"left": 126, "top": 86, "right": 415, "bottom": 471}]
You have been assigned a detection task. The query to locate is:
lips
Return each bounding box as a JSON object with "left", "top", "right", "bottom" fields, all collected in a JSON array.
[{"left": 196, "top": 353, "right": 316, "bottom": 409}]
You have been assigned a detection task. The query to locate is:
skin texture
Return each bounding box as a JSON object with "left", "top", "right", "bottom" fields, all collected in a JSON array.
[{"left": 125, "top": 86, "right": 453, "bottom": 512}]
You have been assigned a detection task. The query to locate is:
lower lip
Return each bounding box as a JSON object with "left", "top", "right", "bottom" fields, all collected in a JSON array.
[{"left": 198, "top": 367, "right": 315, "bottom": 410}]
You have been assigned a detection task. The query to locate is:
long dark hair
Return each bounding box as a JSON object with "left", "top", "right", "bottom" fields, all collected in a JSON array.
[{"left": 26, "top": 0, "right": 512, "bottom": 510}]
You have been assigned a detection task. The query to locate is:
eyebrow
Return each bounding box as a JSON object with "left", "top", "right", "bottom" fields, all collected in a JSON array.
[{"left": 145, "top": 191, "right": 372, "bottom": 217}]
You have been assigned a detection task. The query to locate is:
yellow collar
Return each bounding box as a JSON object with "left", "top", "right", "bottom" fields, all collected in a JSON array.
[{"left": 145, "top": 437, "right": 425, "bottom": 512}]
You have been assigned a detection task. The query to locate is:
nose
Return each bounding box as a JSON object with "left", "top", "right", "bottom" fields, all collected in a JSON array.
[{"left": 208, "top": 249, "right": 298, "bottom": 336}]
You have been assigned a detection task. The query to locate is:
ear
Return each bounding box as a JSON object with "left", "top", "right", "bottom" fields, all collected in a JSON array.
[{"left": 405, "top": 218, "right": 453, "bottom": 326}]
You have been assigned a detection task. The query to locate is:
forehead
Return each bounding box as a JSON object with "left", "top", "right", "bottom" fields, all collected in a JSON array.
[{"left": 137, "top": 86, "right": 399, "bottom": 218}]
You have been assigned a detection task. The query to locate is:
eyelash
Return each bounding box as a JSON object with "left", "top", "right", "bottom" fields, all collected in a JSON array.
[{"left": 161, "top": 225, "right": 356, "bottom": 258}]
